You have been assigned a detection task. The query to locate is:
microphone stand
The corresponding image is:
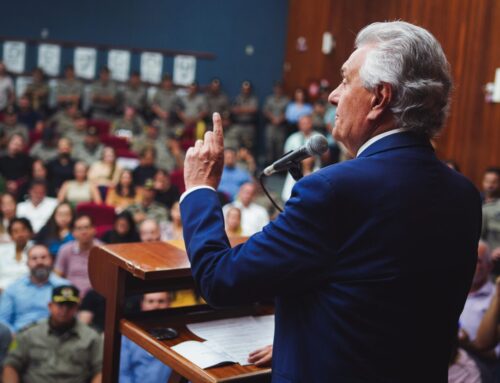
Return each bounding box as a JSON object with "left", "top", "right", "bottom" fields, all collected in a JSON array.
[{"left": 259, "top": 162, "right": 303, "bottom": 214}]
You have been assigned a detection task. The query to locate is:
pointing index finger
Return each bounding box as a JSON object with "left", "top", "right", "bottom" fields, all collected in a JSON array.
[{"left": 212, "top": 112, "right": 224, "bottom": 148}]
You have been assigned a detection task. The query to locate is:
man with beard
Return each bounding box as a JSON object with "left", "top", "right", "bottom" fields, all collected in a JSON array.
[{"left": 0, "top": 244, "right": 69, "bottom": 362}]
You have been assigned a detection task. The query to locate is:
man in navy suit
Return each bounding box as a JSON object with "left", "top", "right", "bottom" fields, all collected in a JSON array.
[{"left": 180, "top": 21, "right": 482, "bottom": 382}]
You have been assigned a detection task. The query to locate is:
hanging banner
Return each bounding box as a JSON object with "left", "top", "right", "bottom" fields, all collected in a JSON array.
[
  {"left": 108, "top": 50, "right": 131, "bottom": 82},
  {"left": 140, "top": 52, "right": 163, "bottom": 84},
  {"left": 3, "top": 41, "right": 26, "bottom": 73},
  {"left": 74, "top": 47, "right": 97, "bottom": 80},
  {"left": 38, "top": 44, "right": 61, "bottom": 76},
  {"left": 173, "top": 55, "right": 196, "bottom": 86}
]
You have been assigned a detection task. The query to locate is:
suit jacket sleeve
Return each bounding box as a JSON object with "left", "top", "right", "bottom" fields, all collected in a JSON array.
[{"left": 181, "top": 172, "right": 336, "bottom": 307}]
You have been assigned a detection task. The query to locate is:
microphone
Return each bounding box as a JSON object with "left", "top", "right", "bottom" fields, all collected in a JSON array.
[{"left": 263, "top": 134, "right": 329, "bottom": 176}]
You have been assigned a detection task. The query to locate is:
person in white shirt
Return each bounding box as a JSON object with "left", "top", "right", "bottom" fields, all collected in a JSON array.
[
  {"left": 16, "top": 180, "right": 58, "bottom": 234},
  {"left": 223, "top": 182, "right": 269, "bottom": 236}
]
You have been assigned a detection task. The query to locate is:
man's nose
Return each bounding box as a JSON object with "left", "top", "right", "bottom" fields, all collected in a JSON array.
[{"left": 328, "top": 86, "right": 341, "bottom": 105}]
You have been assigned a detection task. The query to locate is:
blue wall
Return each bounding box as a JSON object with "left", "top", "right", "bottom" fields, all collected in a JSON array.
[{"left": 0, "top": 0, "right": 289, "bottom": 101}]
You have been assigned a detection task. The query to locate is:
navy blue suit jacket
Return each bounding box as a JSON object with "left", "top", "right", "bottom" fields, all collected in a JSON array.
[{"left": 180, "top": 132, "right": 482, "bottom": 383}]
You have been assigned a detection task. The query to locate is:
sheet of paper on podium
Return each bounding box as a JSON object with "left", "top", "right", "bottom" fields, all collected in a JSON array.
[{"left": 172, "top": 315, "right": 274, "bottom": 368}]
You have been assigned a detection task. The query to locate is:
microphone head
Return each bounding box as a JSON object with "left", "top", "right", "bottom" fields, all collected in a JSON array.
[{"left": 306, "top": 134, "right": 329, "bottom": 156}]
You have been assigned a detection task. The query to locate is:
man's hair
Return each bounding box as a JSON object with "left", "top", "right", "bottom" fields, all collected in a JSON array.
[
  {"left": 484, "top": 167, "right": 500, "bottom": 177},
  {"left": 355, "top": 21, "right": 452, "bottom": 138},
  {"left": 8, "top": 217, "right": 33, "bottom": 235},
  {"left": 74, "top": 213, "right": 94, "bottom": 227},
  {"left": 29, "top": 178, "right": 47, "bottom": 191}
]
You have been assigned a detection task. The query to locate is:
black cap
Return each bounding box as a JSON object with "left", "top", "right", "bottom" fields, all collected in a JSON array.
[{"left": 52, "top": 285, "right": 80, "bottom": 304}]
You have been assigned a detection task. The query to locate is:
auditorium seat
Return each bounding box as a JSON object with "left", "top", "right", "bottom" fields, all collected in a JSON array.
[
  {"left": 87, "top": 119, "right": 111, "bottom": 137},
  {"left": 170, "top": 169, "right": 186, "bottom": 194}
]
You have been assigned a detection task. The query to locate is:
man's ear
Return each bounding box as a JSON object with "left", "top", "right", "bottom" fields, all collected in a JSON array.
[{"left": 367, "top": 83, "right": 392, "bottom": 121}]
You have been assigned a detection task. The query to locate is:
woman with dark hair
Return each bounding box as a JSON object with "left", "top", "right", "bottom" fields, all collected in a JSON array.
[
  {"left": 101, "top": 211, "right": 140, "bottom": 244},
  {"left": 105, "top": 169, "right": 142, "bottom": 212},
  {"left": 34, "top": 202, "right": 75, "bottom": 256}
]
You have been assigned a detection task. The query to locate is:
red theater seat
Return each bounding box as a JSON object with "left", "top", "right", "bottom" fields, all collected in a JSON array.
[{"left": 75, "top": 202, "right": 116, "bottom": 238}]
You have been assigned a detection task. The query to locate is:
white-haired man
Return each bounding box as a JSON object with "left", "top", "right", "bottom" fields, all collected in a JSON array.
[{"left": 180, "top": 21, "right": 481, "bottom": 381}]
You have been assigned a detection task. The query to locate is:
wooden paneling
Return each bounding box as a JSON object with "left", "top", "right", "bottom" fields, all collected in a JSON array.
[{"left": 284, "top": 0, "right": 500, "bottom": 185}]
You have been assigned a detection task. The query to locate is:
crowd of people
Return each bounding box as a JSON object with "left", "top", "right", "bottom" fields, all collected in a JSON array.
[{"left": 0, "top": 58, "right": 499, "bottom": 382}]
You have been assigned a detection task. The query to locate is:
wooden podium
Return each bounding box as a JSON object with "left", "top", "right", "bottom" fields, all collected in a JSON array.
[{"left": 88, "top": 240, "right": 272, "bottom": 383}]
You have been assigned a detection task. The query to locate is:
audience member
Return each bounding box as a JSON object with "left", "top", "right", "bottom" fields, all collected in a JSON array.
[
  {"left": 482, "top": 199, "right": 500, "bottom": 265},
  {"left": 153, "top": 169, "right": 180, "bottom": 209},
  {"left": 24, "top": 67, "right": 49, "bottom": 114},
  {"left": 105, "top": 169, "right": 141, "bottom": 212},
  {"left": 457, "top": 241, "right": 498, "bottom": 381},
  {"left": 263, "top": 81, "right": 289, "bottom": 163},
  {"left": 122, "top": 71, "right": 147, "bottom": 115},
  {"left": 0, "top": 62, "right": 14, "bottom": 111},
  {"left": 55, "top": 214, "right": 102, "bottom": 297},
  {"left": 311, "top": 100, "right": 327, "bottom": 133},
  {"left": 178, "top": 81, "right": 208, "bottom": 138},
  {"left": 2, "top": 284, "right": 103, "bottom": 383},
  {"left": 16, "top": 94, "right": 41, "bottom": 131},
  {"left": 223, "top": 182, "right": 269, "bottom": 236},
  {"left": 281, "top": 114, "right": 323, "bottom": 202},
  {"left": 0, "top": 105, "right": 29, "bottom": 142},
  {"left": 151, "top": 74, "right": 181, "bottom": 136},
  {"left": 90, "top": 66, "right": 118, "bottom": 120},
  {"left": 119, "top": 292, "right": 172, "bottom": 383},
  {"left": 0, "top": 218, "right": 33, "bottom": 291},
  {"left": 227, "top": 80, "right": 258, "bottom": 150},
  {"left": 35, "top": 202, "right": 75, "bottom": 257},
  {"left": 46, "top": 137, "right": 77, "bottom": 193},
  {"left": 0, "top": 134, "right": 32, "bottom": 195},
  {"left": 162, "top": 202, "right": 182, "bottom": 241},
  {"left": 52, "top": 102, "right": 84, "bottom": 139},
  {"left": 29, "top": 124, "right": 59, "bottom": 163},
  {"left": 111, "top": 105, "right": 145, "bottom": 139},
  {"left": 284, "top": 87, "right": 313, "bottom": 127},
  {"left": 57, "top": 161, "right": 101, "bottom": 206},
  {"left": 56, "top": 64, "right": 83, "bottom": 108},
  {"left": 126, "top": 179, "right": 168, "bottom": 225},
  {"left": 205, "top": 77, "right": 230, "bottom": 118},
  {"left": 236, "top": 146, "right": 257, "bottom": 175},
  {"left": 482, "top": 167, "right": 500, "bottom": 204},
  {"left": 101, "top": 211, "right": 140, "bottom": 244},
  {"left": 218, "top": 148, "right": 252, "bottom": 202},
  {"left": 88, "top": 146, "right": 122, "bottom": 188},
  {"left": 0, "top": 244, "right": 69, "bottom": 333},
  {"left": 17, "top": 159, "right": 56, "bottom": 201},
  {"left": 73, "top": 126, "right": 104, "bottom": 166},
  {"left": 139, "top": 219, "right": 162, "bottom": 242},
  {"left": 225, "top": 206, "right": 242, "bottom": 238},
  {"left": 16, "top": 179, "right": 57, "bottom": 233},
  {"left": 0, "top": 193, "right": 16, "bottom": 243},
  {"left": 132, "top": 147, "right": 158, "bottom": 186},
  {"left": 156, "top": 134, "right": 185, "bottom": 172}
]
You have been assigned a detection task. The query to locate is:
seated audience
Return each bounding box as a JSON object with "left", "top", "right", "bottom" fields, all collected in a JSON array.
[
  {"left": 481, "top": 167, "right": 500, "bottom": 205},
  {"left": 56, "top": 64, "right": 83, "bottom": 108},
  {"left": 0, "top": 218, "right": 33, "bottom": 291},
  {"left": 225, "top": 206, "right": 242, "bottom": 238},
  {"left": 2, "top": 284, "right": 103, "bottom": 383},
  {"left": 132, "top": 147, "right": 158, "bottom": 186},
  {"left": 34, "top": 202, "right": 75, "bottom": 257},
  {"left": 205, "top": 78, "right": 230, "bottom": 120},
  {"left": 284, "top": 87, "right": 313, "bottom": 126},
  {"left": 139, "top": 219, "right": 161, "bottom": 243},
  {"left": 178, "top": 81, "right": 208, "bottom": 138},
  {"left": 29, "top": 124, "right": 59, "bottom": 163},
  {"left": 153, "top": 169, "right": 180, "bottom": 209},
  {"left": 263, "top": 81, "right": 289, "bottom": 163},
  {"left": 101, "top": 211, "right": 140, "bottom": 244},
  {"left": 46, "top": 137, "right": 77, "bottom": 193},
  {"left": 119, "top": 292, "right": 172, "bottom": 383},
  {"left": 111, "top": 105, "right": 145, "bottom": 139},
  {"left": 0, "top": 61, "right": 14, "bottom": 112},
  {"left": 90, "top": 66, "right": 118, "bottom": 120},
  {"left": 0, "top": 105, "right": 29, "bottom": 142},
  {"left": 126, "top": 179, "right": 168, "bottom": 225},
  {"left": 105, "top": 169, "right": 141, "bottom": 212},
  {"left": 218, "top": 148, "right": 252, "bottom": 202},
  {"left": 24, "top": 67, "right": 49, "bottom": 114},
  {"left": 58, "top": 161, "right": 101, "bottom": 206},
  {"left": 162, "top": 202, "right": 182, "bottom": 241},
  {"left": 0, "top": 193, "right": 16, "bottom": 243},
  {"left": 55, "top": 214, "right": 103, "bottom": 297},
  {"left": 150, "top": 74, "right": 181, "bottom": 136},
  {"left": 88, "top": 146, "right": 122, "bottom": 187},
  {"left": 16, "top": 179, "right": 57, "bottom": 234},
  {"left": 122, "top": 71, "right": 147, "bottom": 115},
  {"left": 223, "top": 182, "right": 269, "bottom": 236},
  {"left": 17, "top": 159, "right": 56, "bottom": 200},
  {"left": 73, "top": 126, "right": 104, "bottom": 166},
  {"left": 0, "top": 134, "right": 32, "bottom": 196}
]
